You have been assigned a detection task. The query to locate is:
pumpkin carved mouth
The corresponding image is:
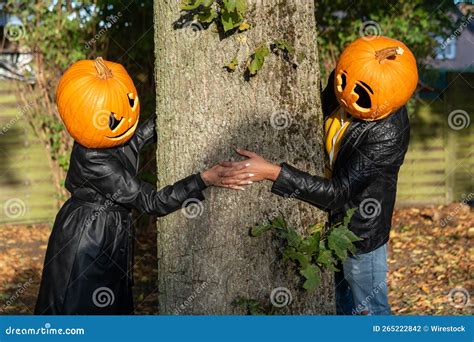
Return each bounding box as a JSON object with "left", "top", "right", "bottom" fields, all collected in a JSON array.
[
  {"left": 106, "top": 118, "right": 139, "bottom": 139},
  {"left": 353, "top": 83, "right": 372, "bottom": 109}
]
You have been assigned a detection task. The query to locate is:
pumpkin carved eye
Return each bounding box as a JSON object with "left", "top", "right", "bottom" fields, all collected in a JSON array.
[
  {"left": 340, "top": 73, "right": 347, "bottom": 90},
  {"left": 336, "top": 71, "right": 347, "bottom": 92},
  {"left": 108, "top": 112, "right": 123, "bottom": 131},
  {"left": 127, "top": 93, "right": 135, "bottom": 108}
]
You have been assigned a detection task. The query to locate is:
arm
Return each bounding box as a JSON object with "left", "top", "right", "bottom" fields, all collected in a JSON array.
[
  {"left": 220, "top": 119, "right": 407, "bottom": 210},
  {"left": 83, "top": 150, "right": 205, "bottom": 216},
  {"left": 134, "top": 114, "right": 157, "bottom": 150},
  {"left": 270, "top": 159, "right": 372, "bottom": 211}
]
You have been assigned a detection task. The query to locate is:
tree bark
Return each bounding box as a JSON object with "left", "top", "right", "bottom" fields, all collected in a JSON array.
[{"left": 154, "top": 0, "right": 333, "bottom": 314}]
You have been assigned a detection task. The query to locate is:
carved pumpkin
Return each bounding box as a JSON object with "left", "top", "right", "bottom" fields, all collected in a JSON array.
[
  {"left": 56, "top": 57, "right": 140, "bottom": 148},
  {"left": 334, "top": 36, "right": 418, "bottom": 121}
]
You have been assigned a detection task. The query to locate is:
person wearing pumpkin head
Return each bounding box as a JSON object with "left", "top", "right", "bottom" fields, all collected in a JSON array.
[
  {"left": 35, "top": 58, "right": 241, "bottom": 315},
  {"left": 219, "top": 36, "right": 418, "bottom": 315}
]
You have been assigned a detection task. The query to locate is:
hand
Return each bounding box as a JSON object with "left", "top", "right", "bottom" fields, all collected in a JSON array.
[
  {"left": 201, "top": 163, "right": 249, "bottom": 190},
  {"left": 219, "top": 149, "right": 281, "bottom": 187}
]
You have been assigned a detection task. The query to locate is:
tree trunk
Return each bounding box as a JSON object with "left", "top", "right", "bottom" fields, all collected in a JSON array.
[{"left": 154, "top": 0, "right": 333, "bottom": 314}]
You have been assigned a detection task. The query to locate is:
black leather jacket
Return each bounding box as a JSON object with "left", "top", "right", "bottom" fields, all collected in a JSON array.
[
  {"left": 65, "top": 117, "right": 206, "bottom": 215},
  {"left": 36, "top": 117, "right": 206, "bottom": 315},
  {"left": 271, "top": 73, "right": 410, "bottom": 254}
]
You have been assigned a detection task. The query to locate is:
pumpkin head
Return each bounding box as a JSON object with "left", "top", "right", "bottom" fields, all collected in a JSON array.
[
  {"left": 334, "top": 36, "right": 418, "bottom": 121},
  {"left": 56, "top": 57, "right": 140, "bottom": 148}
]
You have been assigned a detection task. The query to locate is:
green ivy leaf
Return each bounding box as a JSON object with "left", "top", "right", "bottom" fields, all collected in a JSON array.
[
  {"left": 201, "top": 0, "right": 214, "bottom": 7},
  {"left": 308, "top": 222, "right": 324, "bottom": 234},
  {"left": 283, "top": 247, "right": 310, "bottom": 269},
  {"left": 235, "top": 0, "right": 247, "bottom": 13},
  {"left": 271, "top": 217, "right": 287, "bottom": 230},
  {"left": 300, "top": 264, "right": 321, "bottom": 291},
  {"left": 316, "top": 246, "right": 337, "bottom": 271},
  {"left": 220, "top": 7, "right": 243, "bottom": 32},
  {"left": 343, "top": 207, "right": 357, "bottom": 227},
  {"left": 300, "top": 231, "right": 320, "bottom": 256},
  {"left": 222, "top": 0, "right": 237, "bottom": 11},
  {"left": 251, "top": 222, "right": 272, "bottom": 237},
  {"left": 248, "top": 45, "right": 269, "bottom": 75},
  {"left": 327, "top": 226, "right": 361, "bottom": 261},
  {"left": 274, "top": 39, "right": 295, "bottom": 54},
  {"left": 232, "top": 297, "right": 266, "bottom": 315},
  {"left": 179, "top": 0, "right": 203, "bottom": 10},
  {"left": 279, "top": 227, "right": 301, "bottom": 248},
  {"left": 196, "top": 6, "right": 218, "bottom": 23}
]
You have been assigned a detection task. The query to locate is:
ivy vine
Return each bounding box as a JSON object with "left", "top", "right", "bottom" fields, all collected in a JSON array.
[
  {"left": 251, "top": 208, "right": 361, "bottom": 292},
  {"left": 179, "top": 0, "right": 301, "bottom": 78}
]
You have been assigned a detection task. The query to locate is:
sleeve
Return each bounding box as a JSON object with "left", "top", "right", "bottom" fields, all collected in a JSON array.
[
  {"left": 83, "top": 151, "right": 206, "bottom": 216},
  {"left": 134, "top": 114, "right": 157, "bottom": 150},
  {"left": 271, "top": 120, "right": 406, "bottom": 211},
  {"left": 321, "top": 69, "right": 339, "bottom": 118}
]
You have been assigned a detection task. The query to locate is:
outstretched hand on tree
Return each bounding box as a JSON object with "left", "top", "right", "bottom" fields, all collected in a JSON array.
[
  {"left": 201, "top": 163, "right": 250, "bottom": 190},
  {"left": 218, "top": 149, "right": 282, "bottom": 187}
]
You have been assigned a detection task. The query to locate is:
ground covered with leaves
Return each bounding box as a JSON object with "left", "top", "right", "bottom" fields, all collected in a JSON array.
[{"left": 0, "top": 204, "right": 472, "bottom": 315}]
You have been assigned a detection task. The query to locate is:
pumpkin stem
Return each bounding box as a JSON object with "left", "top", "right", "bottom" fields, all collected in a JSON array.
[
  {"left": 94, "top": 57, "right": 113, "bottom": 79},
  {"left": 375, "top": 46, "right": 404, "bottom": 63}
]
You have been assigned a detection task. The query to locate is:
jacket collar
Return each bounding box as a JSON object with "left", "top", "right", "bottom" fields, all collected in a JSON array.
[{"left": 334, "top": 118, "right": 376, "bottom": 169}]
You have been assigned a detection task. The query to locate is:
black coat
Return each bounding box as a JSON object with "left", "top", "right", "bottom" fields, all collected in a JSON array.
[
  {"left": 35, "top": 117, "right": 206, "bottom": 315},
  {"left": 271, "top": 72, "right": 410, "bottom": 253}
]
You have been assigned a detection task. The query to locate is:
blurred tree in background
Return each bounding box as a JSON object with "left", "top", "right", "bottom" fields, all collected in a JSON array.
[
  {"left": 4, "top": 0, "right": 155, "bottom": 202},
  {"left": 5, "top": 0, "right": 97, "bottom": 199},
  {"left": 315, "top": 0, "right": 463, "bottom": 83}
]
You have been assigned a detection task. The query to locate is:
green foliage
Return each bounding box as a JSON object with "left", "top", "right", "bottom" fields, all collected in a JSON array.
[
  {"left": 232, "top": 297, "right": 268, "bottom": 315},
  {"left": 4, "top": 0, "right": 98, "bottom": 191},
  {"left": 179, "top": 0, "right": 247, "bottom": 32},
  {"left": 251, "top": 208, "right": 361, "bottom": 292},
  {"left": 179, "top": 1, "right": 298, "bottom": 79},
  {"left": 5, "top": 0, "right": 156, "bottom": 201},
  {"left": 247, "top": 45, "right": 270, "bottom": 76},
  {"left": 273, "top": 39, "right": 295, "bottom": 54}
]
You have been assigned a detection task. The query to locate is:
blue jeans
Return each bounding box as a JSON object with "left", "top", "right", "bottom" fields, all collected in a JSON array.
[{"left": 335, "top": 243, "right": 390, "bottom": 315}]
